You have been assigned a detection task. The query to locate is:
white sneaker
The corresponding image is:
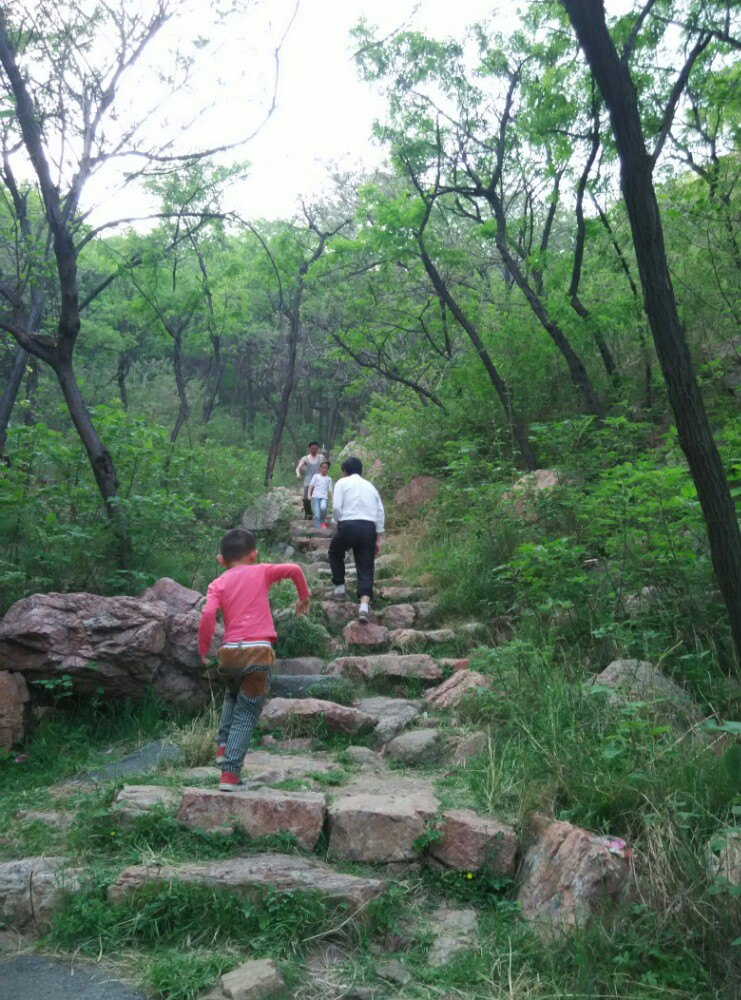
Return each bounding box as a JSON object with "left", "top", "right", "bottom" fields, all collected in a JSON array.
[
  {"left": 333, "top": 584, "right": 347, "bottom": 601},
  {"left": 358, "top": 602, "right": 370, "bottom": 623}
]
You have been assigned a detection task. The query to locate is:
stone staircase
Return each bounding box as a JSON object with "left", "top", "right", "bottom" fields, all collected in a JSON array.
[{"left": 0, "top": 486, "right": 636, "bottom": 998}]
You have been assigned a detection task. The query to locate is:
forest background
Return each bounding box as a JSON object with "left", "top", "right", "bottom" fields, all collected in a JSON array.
[{"left": 0, "top": 1, "right": 739, "bottom": 994}]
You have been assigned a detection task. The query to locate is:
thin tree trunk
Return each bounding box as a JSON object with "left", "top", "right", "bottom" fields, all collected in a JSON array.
[
  {"left": 202, "top": 334, "right": 223, "bottom": 424},
  {"left": 563, "top": 0, "right": 741, "bottom": 661},
  {"left": 22, "top": 358, "right": 39, "bottom": 426},
  {"left": 117, "top": 351, "right": 130, "bottom": 410},
  {"left": 419, "top": 242, "right": 538, "bottom": 470},
  {"left": 54, "top": 358, "right": 129, "bottom": 558},
  {"left": 0, "top": 346, "right": 29, "bottom": 456},
  {"left": 170, "top": 333, "right": 189, "bottom": 443},
  {"left": 264, "top": 326, "right": 298, "bottom": 486}
]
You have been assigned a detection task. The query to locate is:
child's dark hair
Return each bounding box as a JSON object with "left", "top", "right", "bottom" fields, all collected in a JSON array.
[
  {"left": 320, "top": 459, "right": 330, "bottom": 468},
  {"left": 341, "top": 456, "right": 363, "bottom": 476},
  {"left": 308, "top": 440, "right": 319, "bottom": 447},
  {"left": 220, "top": 528, "right": 256, "bottom": 562}
]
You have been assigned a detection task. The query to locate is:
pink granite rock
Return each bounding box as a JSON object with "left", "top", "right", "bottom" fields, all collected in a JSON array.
[
  {"left": 380, "top": 604, "right": 416, "bottom": 629},
  {"left": 177, "top": 787, "right": 326, "bottom": 850},
  {"left": 343, "top": 621, "right": 389, "bottom": 648},
  {"left": 390, "top": 628, "right": 455, "bottom": 650},
  {"left": 517, "top": 814, "right": 632, "bottom": 938},
  {"left": 424, "top": 671, "right": 492, "bottom": 709},
  {"left": 328, "top": 790, "right": 439, "bottom": 862},
  {"left": 108, "top": 853, "right": 385, "bottom": 911},
  {"left": 328, "top": 654, "right": 441, "bottom": 683},
  {"left": 258, "top": 698, "right": 378, "bottom": 735},
  {"left": 393, "top": 477, "right": 440, "bottom": 514},
  {"left": 431, "top": 809, "right": 516, "bottom": 875}
]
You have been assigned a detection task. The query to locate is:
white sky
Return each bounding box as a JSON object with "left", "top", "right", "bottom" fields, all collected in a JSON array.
[
  {"left": 232, "top": 0, "right": 500, "bottom": 219},
  {"left": 78, "top": 0, "right": 635, "bottom": 226}
]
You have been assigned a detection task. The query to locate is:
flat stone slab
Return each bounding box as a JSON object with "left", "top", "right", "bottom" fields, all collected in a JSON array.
[
  {"left": 329, "top": 654, "right": 441, "bottom": 683},
  {"left": 389, "top": 628, "right": 455, "bottom": 650},
  {"left": 322, "top": 601, "right": 379, "bottom": 625},
  {"left": 354, "top": 696, "right": 422, "bottom": 745},
  {"left": 259, "top": 698, "right": 378, "bottom": 735},
  {"left": 385, "top": 728, "right": 442, "bottom": 765},
  {"left": 242, "top": 750, "right": 336, "bottom": 783},
  {"left": 343, "top": 621, "right": 389, "bottom": 648},
  {"left": 274, "top": 657, "right": 325, "bottom": 676},
  {"left": 428, "top": 906, "right": 478, "bottom": 967},
  {"left": 113, "top": 786, "right": 183, "bottom": 827},
  {"left": 270, "top": 675, "right": 343, "bottom": 699},
  {"left": 74, "top": 740, "right": 183, "bottom": 784},
  {"left": 108, "top": 853, "right": 386, "bottom": 910},
  {"left": 328, "top": 789, "right": 439, "bottom": 863},
  {"left": 177, "top": 787, "right": 326, "bottom": 850},
  {"left": 221, "top": 958, "right": 286, "bottom": 999},
  {"left": 378, "top": 586, "right": 426, "bottom": 601},
  {"left": 0, "top": 956, "right": 145, "bottom": 1000}
]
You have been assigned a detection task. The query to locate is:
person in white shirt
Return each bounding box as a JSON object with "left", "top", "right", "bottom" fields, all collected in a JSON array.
[
  {"left": 329, "top": 456, "right": 385, "bottom": 622},
  {"left": 307, "top": 461, "right": 333, "bottom": 528}
]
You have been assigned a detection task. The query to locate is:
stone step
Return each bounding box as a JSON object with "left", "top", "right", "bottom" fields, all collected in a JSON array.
[
  {"left": 378, "top": 586, "right": 428, "bottom": 601},
  {"left": 389, "top": 628, "right": 456, "bottom": 650},
  {"left": 108, "top": 854, "right": 386, "bottom": 912},
  {"left": 342, "top": 621, "right": 389, "bottom": 648},
  {"left": 328, "top": 654, "right": 442, "bottom": 683},
  {"left": 274, "top": 657, "right": 325, "bottom": 676},
  {"left": 328, "top": 787, "right": 439, "bottom": 864},
  {"left": 258, "top": 697, "right": 379, "bottom": 735},
  {"left": 270, "top": 675, "right": 344, "bottom": 699},
  {"left": 354, "top": 696, "right": 423, "bottom": 745},
  {"left": 176, "top": 787, "right": 326, "bottom": 849},
  {"left": 322, "top": 601, "right": 379, "bottom": 625}
]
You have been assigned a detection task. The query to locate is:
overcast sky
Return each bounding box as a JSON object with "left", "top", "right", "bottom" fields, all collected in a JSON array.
[{"left": 83, "top": 0, "right": 635, "bottom": 226}]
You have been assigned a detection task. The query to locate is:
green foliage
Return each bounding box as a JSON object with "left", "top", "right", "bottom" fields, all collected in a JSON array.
[{"left": 274, "top": 614, "right": 331, "bottom": 659}]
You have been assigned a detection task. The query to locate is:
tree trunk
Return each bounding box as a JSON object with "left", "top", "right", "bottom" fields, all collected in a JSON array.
[
  {"left": 202, "top": 334, "right": 223, "bottom": 424},
  {"left": 22, "top": 358, "right": 39, "bottom": 426},
  {"left": 264, "top": 328, "right": 297, "bottom": 487},
  {"left": 117, "top": 351, "right": 130, "bottom": 410},
  {"left": 53, "top": 357, "right": 129, "bottom": 559},
  {"left": 170, "top": 333, "right": 190, "bottom": 444},
  {"left": 0, "top": 345, "right": 28, "bottom": 456},
  {"left": 419, "top": 242, "right": 538, "bottom": 471},
  {"left": 563, "top": 0, "right": 741, "bottom": 661}
]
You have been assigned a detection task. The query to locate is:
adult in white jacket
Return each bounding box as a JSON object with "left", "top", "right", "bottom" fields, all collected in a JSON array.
[{"left": 329, "top": 456, "right": 385, "bottom": 622}]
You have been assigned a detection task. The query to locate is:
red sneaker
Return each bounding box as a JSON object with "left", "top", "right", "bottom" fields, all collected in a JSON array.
[
  {"left": 219, "top": 771, "right": 241, "bottom": 791},
  {"left": 215, "top": 744, "right": 226, "bottom": 765}
]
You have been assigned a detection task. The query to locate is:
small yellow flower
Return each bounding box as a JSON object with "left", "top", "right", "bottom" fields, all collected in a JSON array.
[
  {"left": 466, "top": 872, "right": 473, "bottom": 879},
  {"left": 110, "top": 831, "right": 117, "bottom": 837}
]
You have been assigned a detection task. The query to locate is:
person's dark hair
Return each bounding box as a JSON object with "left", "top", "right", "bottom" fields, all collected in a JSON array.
[
  {"left": 320, "top": 460, "right": 330, "bottom": 468},
  {"left": 342, "top": 456, "right": 363, "bottom": 476},
  {"left": 220, "top": 528, "right": 256, "bottom": 562},
  {"left": 308, "top": 440, "right": 319, "bottom": 448}
]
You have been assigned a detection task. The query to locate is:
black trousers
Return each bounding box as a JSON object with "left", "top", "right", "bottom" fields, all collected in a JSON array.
[{"left": 329, "top": 520, "right": 377, "bottom": 600}]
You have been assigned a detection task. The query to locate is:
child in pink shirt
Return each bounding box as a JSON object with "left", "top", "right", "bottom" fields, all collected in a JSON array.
[{"left": 198, "top": 527, "right": 310, "bottom": 791}]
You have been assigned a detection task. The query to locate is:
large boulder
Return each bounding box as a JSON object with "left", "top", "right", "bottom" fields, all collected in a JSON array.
[
  {"left": 137, "top": 577, "right": 204, "bottom": 614},
  {"left": 0, "top": 671, "right": 30, "bottom": 750},
  {"left": 517, "top": 815, "right": 632, "bottom": 938},
  {"left": 241, "top": 487, "right": 295, "bottom": 534},
  {"left": 591, "top": 659, "right": 705, "bottom": 732},
  {"left": 0, "top": 589, "right": 220, "bottom": 709},
  {"left": 503, "top": 469, "right": 560, "bottom": 522},
  {"left": 393, "top": 477, "right": 440, "bottom": 515}
]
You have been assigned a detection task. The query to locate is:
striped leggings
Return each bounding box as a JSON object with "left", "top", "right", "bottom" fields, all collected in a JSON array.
[{"left": 216, "top": 644, "right": 275, "bottom": 776}]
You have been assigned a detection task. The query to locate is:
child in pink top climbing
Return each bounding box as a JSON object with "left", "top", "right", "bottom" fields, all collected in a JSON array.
[{"left": 198, "top": 528, "right": 310, "bottom": 791}]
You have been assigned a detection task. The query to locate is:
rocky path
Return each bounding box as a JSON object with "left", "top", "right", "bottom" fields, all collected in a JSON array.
[{"left": 0, "top": 488, "right": 644, "bottom": 999}]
